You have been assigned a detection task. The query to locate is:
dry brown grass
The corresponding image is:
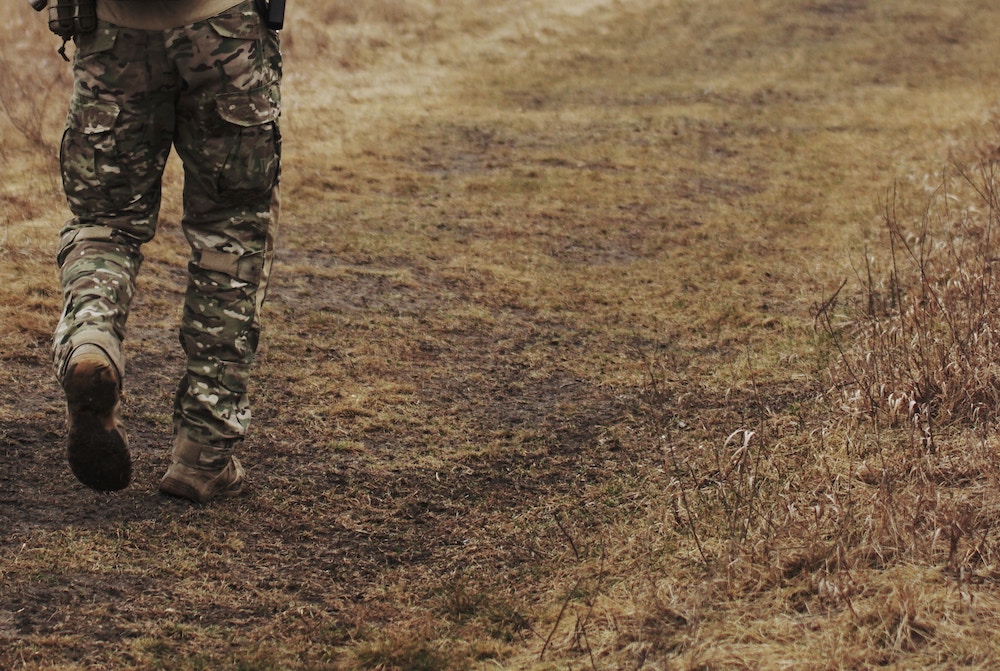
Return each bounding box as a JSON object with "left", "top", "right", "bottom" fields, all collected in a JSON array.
[{"left": 8, "top": 0, "right": 1000, "bottom": 669}]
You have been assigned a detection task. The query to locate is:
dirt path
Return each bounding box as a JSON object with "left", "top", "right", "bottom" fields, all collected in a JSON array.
[
  {"left": 6, "top": 0, "right": 1000, "bottom": 668},
  {"left": 2, "top": 2, "right": 667, "bottom": 668}
]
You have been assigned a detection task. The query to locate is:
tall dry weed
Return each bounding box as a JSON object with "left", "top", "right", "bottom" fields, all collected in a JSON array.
[
  {"left": 799, "top": 143, "right": 1000, "bottom": 586},
  {"left": 823, "top": 159, "right": 1000, "bottom": 440},
  {"left": 649, "top": 174, "right": 1000, "bottom": 664}
]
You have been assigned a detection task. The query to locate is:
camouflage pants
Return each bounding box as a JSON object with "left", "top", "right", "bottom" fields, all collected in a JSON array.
[{"left": 53, "top": 0, "right": 282, "bottom": 468}]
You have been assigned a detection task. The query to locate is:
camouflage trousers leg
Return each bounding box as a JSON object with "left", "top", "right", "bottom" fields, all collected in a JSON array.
[
  {"left": 53, "top": 22, "right": 176, "bottom": 384},
  {"left": 54, "top": 0, "right": 282, "bottom": 470}
]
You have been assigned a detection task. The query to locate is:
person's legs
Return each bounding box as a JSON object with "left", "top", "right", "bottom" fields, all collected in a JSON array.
[
  {"left": 159, "top": 1, "right": 281, "bottom": 502},
  {"left": 55, "top": 23, "right": 177, "bottom": 490}
]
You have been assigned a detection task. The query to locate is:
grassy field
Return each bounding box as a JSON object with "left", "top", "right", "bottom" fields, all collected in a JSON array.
[{"left": 6, "top": 0, "right": 1000, "bottom": 668}]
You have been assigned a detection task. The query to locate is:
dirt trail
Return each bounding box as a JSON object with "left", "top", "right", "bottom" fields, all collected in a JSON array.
[
  {"left": 8, "top": 0, "right": 998, "bottom": 667},
  {"left": 1, "top": 1, "right": 668, "bottom": 667}
]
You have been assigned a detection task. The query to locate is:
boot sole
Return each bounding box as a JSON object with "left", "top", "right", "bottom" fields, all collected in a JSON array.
[
  {"left": 159, "top": 475, "right": 244, "bottom": 504},
  {"left": 159, "top": 458, "right": 245, "bottom": 504},
  {"left": 65, "top": 360, "right": 130, "bottom": 492}
]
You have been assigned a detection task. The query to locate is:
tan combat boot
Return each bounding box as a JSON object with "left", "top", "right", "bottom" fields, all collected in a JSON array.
[
  {"left": 62, "top": 344, "right": 130, "bottom": 491},
  {"left": 159, "top": 436, "right": 245, "bottom": 504}
]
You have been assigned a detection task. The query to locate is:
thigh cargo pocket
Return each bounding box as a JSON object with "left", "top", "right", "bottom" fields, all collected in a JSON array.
[
  {"left": 61, "top": 95, "right": 167, "bottom": 213},
  {"left": 60, "top": 98, "right": 131, "bottom": 212},
  {"left": 214, "top": 83, "right": 281, "bottom": 199}
]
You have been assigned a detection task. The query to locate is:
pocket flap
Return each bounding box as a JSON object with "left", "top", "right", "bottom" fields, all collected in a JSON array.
[
  {"left": 76, "top": 26, "right": 119, "bottom": 57},
  {"left": 68, "top": 98, "right": 120, "bottom": 134},
  {"left": 215, "top": 84, "right": 280, "bottom": 127},
  {"left": 207, "top": 10, "right": 260, "bottom": 40}
]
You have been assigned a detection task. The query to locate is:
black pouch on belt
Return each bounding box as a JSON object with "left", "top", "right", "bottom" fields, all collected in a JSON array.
[
  {"left": 254, "top": 0, "right": 285, "bottom": 30},
  {"left": 37, "top": 0, "right": 96, "bottom": 60},
  {"left": 47, "top": 0, "right": 96, "bottom": 39}
]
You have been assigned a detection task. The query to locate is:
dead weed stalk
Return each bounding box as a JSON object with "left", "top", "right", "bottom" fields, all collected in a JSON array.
[
  {"left": 0, "top": 17, "right": 68, "bottom": 154},
  {"left": 662, "top": 352, "right": 786, "bottom": 594}
]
